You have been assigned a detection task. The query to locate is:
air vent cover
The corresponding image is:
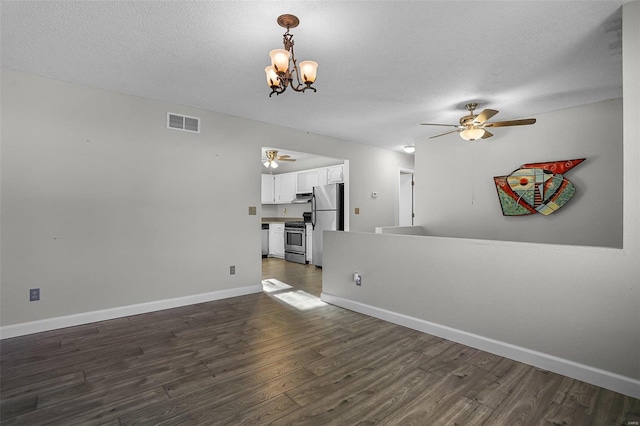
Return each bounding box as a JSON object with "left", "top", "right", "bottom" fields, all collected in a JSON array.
[{"left": 167, "top": 113, "right": 200, "bottom": 133}]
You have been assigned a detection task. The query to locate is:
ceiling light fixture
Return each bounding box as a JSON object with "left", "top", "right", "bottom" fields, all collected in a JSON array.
[
  {"left": 460, "top": 127, "right": 486, "bottom": 141},
  {"left": 403, "top": 145, "right": 416, "bottom": 153},
  {"left": 265, "top": 14, "right": 318, "bottom": 97},
  {"left": 263, "top": 149, "right": 296, "bottom": 168}
]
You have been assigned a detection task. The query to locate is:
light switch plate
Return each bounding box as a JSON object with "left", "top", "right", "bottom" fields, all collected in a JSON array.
[
  {"left": 355, "top": 208, "right": 360, "bottom": 214},
  {"left": 30, "top": 288, "right": 40, "bottom": 301},
  {"left": 248, "top": 206, "right": 257, "bottom": 215}
]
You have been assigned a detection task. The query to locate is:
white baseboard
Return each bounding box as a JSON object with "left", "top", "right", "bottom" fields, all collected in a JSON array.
[
  {"left": 0, "top": 285, "right": 263, "bottom": 339},
  {"left": 321, "top": 292, "right": 640, "bottom": 399}
]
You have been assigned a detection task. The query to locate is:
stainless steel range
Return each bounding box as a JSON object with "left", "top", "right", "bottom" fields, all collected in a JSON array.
[{"left": 284, "top": 221, "right": 306, "bottom": 264}]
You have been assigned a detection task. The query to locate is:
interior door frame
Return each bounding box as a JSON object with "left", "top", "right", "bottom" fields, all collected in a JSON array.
[{"left": 399, "top": 168, "right": 415, "bottom": 226}]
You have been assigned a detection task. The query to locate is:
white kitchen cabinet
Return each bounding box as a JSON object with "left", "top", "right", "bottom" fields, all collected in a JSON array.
[
  {"left": 274, "top": 173, "right": 296, "bottom": 203},
  {"left": 297, "top": 170, "right": 319, "bottom": 194},
  {"left": 269, "top": 223, "right": 284, "bottom": 258},
  {"left": 327, "top": 165, "right": 344, "bottom": 183},
  {"left": 318, "top": 168, "right": 328, "bottom": 187},
  {"left": 263, "top": 166, "right": 342, "bottom": 204},
  {"left": 261, "top": 174, "right": 275, "bottom": 204},
  {"left": 306, "top": 224, "right": 313, "bottom": 263}
]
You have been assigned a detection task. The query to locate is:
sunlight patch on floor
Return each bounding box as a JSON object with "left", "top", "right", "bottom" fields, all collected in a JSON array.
[
  {"left": 261, "top": 279, "right": 293, "bottom": 293},
  {"left": 262, "top": 278, "right": 326, "bottom": 311}
]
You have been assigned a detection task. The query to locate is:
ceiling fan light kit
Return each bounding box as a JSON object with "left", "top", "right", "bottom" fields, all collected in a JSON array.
[
  {"left": 265, "top": 14, "right": 318, "bottom": 97},
  {"left": 421, "top": 102, "right": 536, "bottom": 141},
  {"left": 460, "top": 127, "right": 485, "bottom": 141}
]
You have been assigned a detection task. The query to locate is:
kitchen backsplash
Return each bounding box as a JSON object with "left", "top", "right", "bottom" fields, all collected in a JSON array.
[{"left": 262, "top": 203, "right": 311, "bottom": 218}]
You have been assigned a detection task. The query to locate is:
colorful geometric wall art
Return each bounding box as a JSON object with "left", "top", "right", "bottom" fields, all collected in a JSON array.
[{"left": 493, "top": 159, "right": 585, "bottom": 216}]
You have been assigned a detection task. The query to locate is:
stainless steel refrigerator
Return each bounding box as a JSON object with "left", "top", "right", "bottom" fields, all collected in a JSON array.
[{"left": 312, "top": 183, "right": 344, "bottom": 267}]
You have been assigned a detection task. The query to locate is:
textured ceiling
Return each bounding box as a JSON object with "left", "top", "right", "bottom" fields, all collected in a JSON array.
[{"left": 0, "top": 1, "right": 624, "bottom": 152}]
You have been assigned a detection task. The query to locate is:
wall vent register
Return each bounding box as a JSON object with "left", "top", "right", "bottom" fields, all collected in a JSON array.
[{"left": 167, "top": 112, "right": 200, "bottom": 133}]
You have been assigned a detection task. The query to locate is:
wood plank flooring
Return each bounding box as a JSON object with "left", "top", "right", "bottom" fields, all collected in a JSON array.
[{"left": 1, "top": 257, "right": 638, "bottom": 425}]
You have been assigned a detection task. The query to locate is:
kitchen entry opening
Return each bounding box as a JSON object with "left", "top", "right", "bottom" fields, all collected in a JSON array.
[{"left": 260, "top": 147, "right": 348, "bottom": 298}]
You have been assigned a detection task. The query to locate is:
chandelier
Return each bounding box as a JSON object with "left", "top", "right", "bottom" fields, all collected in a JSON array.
[{"left": 264, "top": 14, "right": 318, "bottom": 97}]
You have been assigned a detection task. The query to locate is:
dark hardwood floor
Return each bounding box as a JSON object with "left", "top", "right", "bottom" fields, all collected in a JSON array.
[
  {"left": 262, "top": 257, "right": 323, "bottom": 298},
  {"left": 1, "top": 257, "right": 638, "bottom": 425}
]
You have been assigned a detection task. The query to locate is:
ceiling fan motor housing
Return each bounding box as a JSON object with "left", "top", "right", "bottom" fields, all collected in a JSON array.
[{"left": 460, "top": 115, "right": 476, "bottom": 126}]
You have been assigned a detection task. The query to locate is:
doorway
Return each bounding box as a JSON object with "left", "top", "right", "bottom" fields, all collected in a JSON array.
[
  {"left": 260, "top": 147, "right": 347, "bottom": 297},
  {"left": 399, "top": 169, "right": 415, "bottom": 226},
  {"left": 262, "top": 257, "right": 322, "bottom": 298}
]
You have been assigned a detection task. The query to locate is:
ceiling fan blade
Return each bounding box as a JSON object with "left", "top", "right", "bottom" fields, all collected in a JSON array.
[
  {"left": 420, "top": 123, "right": 460, "bottom": 127},
  {"left": 484, "top": 118, "right": 536, "bottom": 128},
  {"left": 279, "top": 158, "right": 296, "bottom": 162},
  {"left": 481, "top": 130, "right": 494, "bottom": 139},
  {"left": 429, "top": 129, "right": 461, "bottom": 139},
  {"left": 276, "top": 155, "right": 291, "bottom": 159},
  {"left": 473, "top": 109, "right": 499, "bottom": 125}
]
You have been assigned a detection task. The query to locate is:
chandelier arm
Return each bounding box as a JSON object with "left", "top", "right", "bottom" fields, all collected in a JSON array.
[
  {"left": 283, "top": 34, "right": 309, "bottom": 92},
  {"left": 289, "top": 70, "right": 306, "bottom": 92},
  {"left": 287, "top": 45, "right": 305, "bottom": 91},
  {"left": 302, "top": 84, "right": 317, "bottom": 93},
  {"left": 269, "top": 84, "right": 286, "bottom": 97}
]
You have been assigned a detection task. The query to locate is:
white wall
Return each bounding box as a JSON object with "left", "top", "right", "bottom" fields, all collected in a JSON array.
[
  {"left": 321, "top": 2, "right": 639, "bottom": 398},
  {"left": 418, "top": 99, "right": 622, "bottom": 248},
  {"left": 0, "top": 70, "right": 413, "bottom": 332}
]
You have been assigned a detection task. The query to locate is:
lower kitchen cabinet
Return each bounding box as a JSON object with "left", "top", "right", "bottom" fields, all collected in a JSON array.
[{"left": 269, "top": 223, "right": 284, "bottom": 258}]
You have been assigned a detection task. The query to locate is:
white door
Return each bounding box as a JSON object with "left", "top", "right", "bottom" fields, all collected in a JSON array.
[{"left": 399, "top": 171, "right": 414, "bottom": 226}]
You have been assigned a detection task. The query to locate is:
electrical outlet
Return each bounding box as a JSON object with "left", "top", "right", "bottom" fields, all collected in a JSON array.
[
  {"left": 230, "top": 265, "right": 235, "bottom": 275},
  {"left": 30, "top": 288, "right": 40, "bottom": 301},
  {"left": 353, "top": 273, "right": 362, "bottom": 286}
]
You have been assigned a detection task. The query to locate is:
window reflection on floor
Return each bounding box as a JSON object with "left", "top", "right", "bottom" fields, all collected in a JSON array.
[
  {"left": 262, "top": 279, "right": 327, "bottom": 311},
  {"left": 261, "top": 279, "right": 293, "bottom": 293}
]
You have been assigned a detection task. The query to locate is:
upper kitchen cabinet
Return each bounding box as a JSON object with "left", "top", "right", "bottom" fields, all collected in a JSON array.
[
  {"left": 297, "top": 169, "right": 319, "bottom": 194},
  {"left": 262, "top": 164, "right": 344, "bottom": 204},
  {"left": 261, "top": 174, "right": 275, "bottom": 204},
  {"left": 274, "top": 173, "right": 296, "bottom": 203},
  {"left": 318, "top": 168, "right": 328, "bottom": 187},
  {"left": 327, "top": 165, "right": 344, "bottom": 183},
  {"left": 298, "top": 165, "right": 342, "bottom": 193}
]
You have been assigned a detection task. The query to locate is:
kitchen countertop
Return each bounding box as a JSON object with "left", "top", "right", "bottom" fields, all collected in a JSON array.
[{"left": 262, "top": 217, "right": 304, "bottom": 223}]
